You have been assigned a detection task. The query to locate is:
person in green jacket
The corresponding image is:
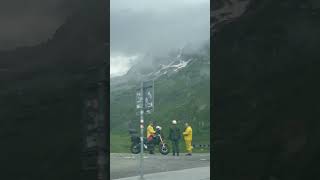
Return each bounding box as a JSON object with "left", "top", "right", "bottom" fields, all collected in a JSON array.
[{"left": 169, "top": 120, "right": 181, "bottom": 156}]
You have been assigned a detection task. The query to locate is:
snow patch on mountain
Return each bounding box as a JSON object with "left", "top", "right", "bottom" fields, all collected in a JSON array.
[
  {"left": 151, "top": 56, "right": 193, "bottom": 79},
  {"left": 173, "top": 59, "right": 192, "bottom": 72}
]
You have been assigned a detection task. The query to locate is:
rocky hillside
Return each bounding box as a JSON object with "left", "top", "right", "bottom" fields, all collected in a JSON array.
[{"left": 110, "top": 41, "right": 210, "bottom": 143}]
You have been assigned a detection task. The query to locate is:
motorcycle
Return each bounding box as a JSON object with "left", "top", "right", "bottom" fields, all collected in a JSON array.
[{"left": 130, "top": 126, "right": 169, "bottom": 155}]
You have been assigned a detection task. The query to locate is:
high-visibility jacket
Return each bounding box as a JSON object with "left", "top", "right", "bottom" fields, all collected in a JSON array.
[
  {"left": 147, "top": 125, "right": 156, "bottom": 138},
  {"left": 183, "top": 126, "right": 192, "bottom": 141}
]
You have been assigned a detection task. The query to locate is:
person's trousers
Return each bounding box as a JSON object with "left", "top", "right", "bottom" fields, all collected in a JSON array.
[
  {"left": 171, "top": 140, "right": 179, "bottom": 155},
  {"left": 148, "top": 140, "right": 154, "bottom": 152},
  {"left": 185, "top": 140, "right": 193, "bottom": 153}
]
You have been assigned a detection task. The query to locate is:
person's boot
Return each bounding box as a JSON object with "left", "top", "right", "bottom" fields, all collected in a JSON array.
[{"left": 177, "top": 153, "right": 179, "bottom": 156}]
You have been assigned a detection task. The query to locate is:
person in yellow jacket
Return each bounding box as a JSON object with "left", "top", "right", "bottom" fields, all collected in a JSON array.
[
  {"left": 147, "top": 121, "right": 156, "bottom": 139},
  {"left": 183, "top": 122, "right": 193, "bottom": 156},
  {"left": 146, "top": 121, "right": 156, "bottom": 154}
]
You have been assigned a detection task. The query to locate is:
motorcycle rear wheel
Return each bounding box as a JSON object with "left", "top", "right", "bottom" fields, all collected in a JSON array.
[{"left": 130, "top": 143, "right": 141, "bottom": 154}]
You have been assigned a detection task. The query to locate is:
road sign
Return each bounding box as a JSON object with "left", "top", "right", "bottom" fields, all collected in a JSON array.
[
  {"left": 136, "top": 80, "right": 154, "bottom": 114},
  {"left": 143, "top": 85, "right": 153, "bottom": 113},
  {"left": 136, "top": 90, "right": 143, "bottom": 109}
]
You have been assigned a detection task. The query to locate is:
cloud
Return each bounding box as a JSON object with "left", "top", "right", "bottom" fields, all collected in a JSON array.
[
  {"left": 110, "top": 54, "right": 139, "bottom": 77},
  {"left": 110, "top": 0, "right": 210, "bottom": 56},
  {"left": 110, "top": 0, "right": 210, "bottom": 76}
]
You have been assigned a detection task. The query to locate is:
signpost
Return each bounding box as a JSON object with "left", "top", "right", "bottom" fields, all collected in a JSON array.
[{"left": 136, "top": 80, "right": 154, "bottom": 180}]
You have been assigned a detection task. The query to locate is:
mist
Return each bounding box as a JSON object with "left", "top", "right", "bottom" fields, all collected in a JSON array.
[
  {"left": 110, "top": 55, "right": 139, "bottom": 77},
  {"left": 110, "top": 0, "right": 210, "bottom": 77}
]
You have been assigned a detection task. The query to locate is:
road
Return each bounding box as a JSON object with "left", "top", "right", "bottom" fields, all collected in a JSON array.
[{"left": 110, "top": 153, "right": 210, "bottom": 179}]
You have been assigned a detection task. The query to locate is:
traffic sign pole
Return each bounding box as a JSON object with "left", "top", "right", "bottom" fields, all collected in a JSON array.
[
  {"left": 136, "top": 80, "right": 154, "bottom": 180},
  {"left": 140, "top": 82, "right": 144, "bottom": 180}
]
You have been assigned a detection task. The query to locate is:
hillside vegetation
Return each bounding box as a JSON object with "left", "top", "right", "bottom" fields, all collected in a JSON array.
[{"left": 110, "top": 43, "right": 210, "bottom": 152}]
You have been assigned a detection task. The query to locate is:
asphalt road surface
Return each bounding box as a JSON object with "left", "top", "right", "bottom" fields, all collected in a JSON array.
[{"left": 110, "top": 153, "right": 210, "bottom": 179}]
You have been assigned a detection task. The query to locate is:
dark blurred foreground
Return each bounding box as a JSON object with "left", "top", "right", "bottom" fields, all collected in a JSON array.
[
  {"left": 0, "top": 0, "right": 107, "bottom": 179},
  {"left": 213, "top": 0, "right": 320, "bottom": 180}
]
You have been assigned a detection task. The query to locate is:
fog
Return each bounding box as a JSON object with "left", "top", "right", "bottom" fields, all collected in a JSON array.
[
  {"left": 110, "top": 0, "right": 210, "bottom": 77},
  {"left": 110, "top": 55, "right": 139, "bottom": 77}
]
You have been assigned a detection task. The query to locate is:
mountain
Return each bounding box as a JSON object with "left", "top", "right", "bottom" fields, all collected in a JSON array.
[
  {"left": 111, "top": 41, "right": 209, "bottom": 87},
  {"left": 110, "top": 41, "right": 210, "bottom": 150}
]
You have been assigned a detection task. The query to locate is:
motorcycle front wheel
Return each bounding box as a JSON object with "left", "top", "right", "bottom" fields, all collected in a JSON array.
[
  {"left": 130, "top": 143, "right": 141, "bottom": 154},
  {"left": 159, "top": 143, "right": 169, "bottom": 155}
]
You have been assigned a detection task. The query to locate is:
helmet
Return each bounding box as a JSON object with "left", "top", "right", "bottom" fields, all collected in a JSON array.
[
  {"left": 156, "top": 126, "right": 162, "bottom": 130},
  {"left": 172, "top": 120, "right": 177, "bottom": 125}
]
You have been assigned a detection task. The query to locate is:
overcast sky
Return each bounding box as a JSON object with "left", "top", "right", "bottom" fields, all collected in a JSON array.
[
  {"left": 0, "top": 0, "right": 77, "bottom": 50},
  {"left": 110, "top": 0, "right": 210, "bottom": 77}
]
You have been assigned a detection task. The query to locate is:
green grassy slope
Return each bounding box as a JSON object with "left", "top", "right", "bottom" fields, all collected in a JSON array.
[{"left": 110, "top": 48, "right": 210, "bottom": 153}]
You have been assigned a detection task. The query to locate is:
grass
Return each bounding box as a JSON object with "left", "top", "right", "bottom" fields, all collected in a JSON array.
[{"left": 110, "top": 134, "right": 131, "bottom": 153}]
